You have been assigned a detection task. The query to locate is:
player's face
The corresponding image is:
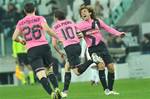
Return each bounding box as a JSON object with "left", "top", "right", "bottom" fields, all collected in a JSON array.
[{"left": 80, "top": 8, "right": 91, "bottom": 21}]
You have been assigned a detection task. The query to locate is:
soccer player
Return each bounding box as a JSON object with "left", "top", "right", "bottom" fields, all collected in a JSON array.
[
  {"left": 12, "top": 41, "right": 35, "bottom": 85},
  {"left": 52, "top": 9, "right": 103, "bottom": 98},
  {"left": 76, "top": 5, "right": 125, "bottom": 95},
  {"left": 12, "top": 3, "right": 61, "bottom": 99}
]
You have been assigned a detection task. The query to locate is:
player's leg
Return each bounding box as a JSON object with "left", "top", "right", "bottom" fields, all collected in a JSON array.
[
  {"left": 36, "top": 68, "right": 53, "bottom": 94},
  {"left": 23, "top": 53, "right": 35, "bottom": 84},
  {"left": 17, "top": 53, "right": 27, "bottom": 85},
  {"left": 107, "top": 63, "right": 119, "bottom": 95},
  {"left": 90, "top": 65, "right": 99, "bottom": 85},
  {"left": 43, "top": 47, "right": 62, "bottom": 99},
  {"left": 46, "top": 66, "right": 58, "bottom": 89},
  {"left": 32, "top": 58, "right": 53, "bottom": 95},
  {"left": 27, "top": 46, "right": 57, "bottom": 98},
  {"left": 72, "top": 59, "right": 93, "bottom": 76},
  {"left": 96, "top": 58, "right": 108, "bottom": 92},
  {"left": 46, "top": 67, "right": 61, "bottom": 99},
  {"left": 88, "top": 43, "right": 109, "bottom": 95},
  {"left": 26, "top": 65, "right": 35, "bottom": 84},
  {"left": 35, "top": 68, "right": 58, "bottom": 98},
  {"left": 62, "top": 61, "right": 71, "bottom": 98},
  {"left": 100, "top": 42, "right": 119, "bottom": 95},
  {"left": 43, "top": 52, "right": 59, "bottom": 90}
]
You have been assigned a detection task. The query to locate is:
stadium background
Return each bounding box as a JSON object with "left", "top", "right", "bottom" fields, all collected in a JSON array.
[{"left": 0, "top": 0, "right": 150, "bottom": 99}]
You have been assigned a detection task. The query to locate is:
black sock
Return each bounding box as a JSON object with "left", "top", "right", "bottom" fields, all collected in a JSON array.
[
  {"left": 78, "top": 60, "right": 93, "bottom": 74},
  {"left": 40, "top": 77, "right": 52, "bottom": 95},
  {"left": 63, "top": 72, "right": 71, "bottom": 92},
  {"left": 99, "top": 70, "right": 108, "bottom": 90},
  {"left": 108, "top": 72, "right": 114, "bottom": 91},
  {"left": 48, "top": 73, "right": 58, "bottom": 89}
]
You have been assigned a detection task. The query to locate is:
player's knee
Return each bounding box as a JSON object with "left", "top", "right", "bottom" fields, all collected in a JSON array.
[
  {"left": 65, "top": 62, "right": 71, "bottom": 72},
  {"left": 65, "top": 67, "right": 71, "bottom": 72},
  {"left": 98, "top": 62, "right": 105, "bottom": 70},
  {"left": 36, "top": 70, "right": 47, "bottom": 80},
  {"left": 107, "top": 63, "right": 114, "bottom": 73}
]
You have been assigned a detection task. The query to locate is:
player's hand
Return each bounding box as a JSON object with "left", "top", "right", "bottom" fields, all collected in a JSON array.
[
  {"left": 19, "top": 39, "right": 26, "bottom": 45},
  {"left": 59, "top": 52, "right": 66, "bottom": 59},
  {"left": 58, "top": 40, "right": 63, "bottom": 45},
  {"left": 120, "top": 32, "right": 126, "bottom": 38},
  {"left": 77, "top": 32, "right": 84, "bottom": 38}
]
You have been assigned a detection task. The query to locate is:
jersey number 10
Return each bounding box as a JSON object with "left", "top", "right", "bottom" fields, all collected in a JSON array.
[{"left": 61, "top": 27, "right": 75, "bottom": 40}]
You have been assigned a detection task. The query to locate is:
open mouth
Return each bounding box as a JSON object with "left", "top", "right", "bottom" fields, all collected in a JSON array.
[{"left": 82, "top": 15, "right": 87, "bottom": 19}]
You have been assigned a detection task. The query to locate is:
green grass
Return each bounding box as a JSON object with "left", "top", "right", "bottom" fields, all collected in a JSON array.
[{"left": 0, "top": 78, "right": 150, "bottom": 99}]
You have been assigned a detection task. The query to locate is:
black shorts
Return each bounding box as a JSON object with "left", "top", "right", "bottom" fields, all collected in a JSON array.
[
  {"left": 17, "top": 53, "right": 29, "bottom": 66},
  {"left": 27, "top": 44, "right": 53, "bottom": 72},
  {"left": 88, "top": 41, "right": 113, "bottom": 66},
  {"left": 64, "top": 43, "right": 81, "bottom": 68}
]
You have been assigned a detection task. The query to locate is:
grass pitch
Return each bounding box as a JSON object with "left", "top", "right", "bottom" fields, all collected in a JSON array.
[{"left": 0, "top": 78, "right": 150, "bottom": 99}]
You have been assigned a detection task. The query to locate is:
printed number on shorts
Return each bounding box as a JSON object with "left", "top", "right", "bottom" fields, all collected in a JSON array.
[{"left": 23, "top": 25, "right": 42, "bottom": 41}]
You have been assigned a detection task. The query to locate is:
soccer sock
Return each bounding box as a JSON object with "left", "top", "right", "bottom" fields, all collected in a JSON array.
[
  {"left": 15, "top": 65, "right": 22, "bottom": 80},
  {"left": 108, "top": 72, "right": 115, "bottom": 91},
  {"left": 78, "top": 60, "right": 93, "bottom": 74},
  {"left": 48, "top": 73, "right": 58, "bottom": 89},
  {"left": 40, "top": 77, "right": 52, "bottom": 95},
  {"left": 20, "top": 71, "right": 26, "bottom": 85},
  {"left": 98, "top": 70, "right": 108, "bottom": 90},
  {"left": 63, "top": 72, "right": 71, "bottom": 92},
  {"left": 28, "top": 71, "right": 35, "bottom": 84}
]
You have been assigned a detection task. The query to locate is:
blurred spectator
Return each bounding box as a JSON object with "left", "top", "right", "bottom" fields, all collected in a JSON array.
[
  {"left": 107, "top": 34, "right": 127, "bottom": 63},
  {"left": 73, "top": 0, "right": 84, "bottom": 22},
  {"left": 141, "top": 33, "right": 150, "bottom": 54},
  {"left": 94, "top": 0, "right": 104, "bottom": 19},
  {"left": 3, "top": 3, "right": 22, "bottom": 37},
  {"left": 83, "top": 0, "right": 91, "bottom": 5},
  {"left": 37, "top": 0, "right": 59, "bottom": 25},
  {"left": 107, "top": 35, "right": 126, "bottom": 48},
  {"left": 66, "top": 0, "right": 74, "bottom": 20},
  {"left": 0, "top": 6, "right": 6, "bottom": 33}
]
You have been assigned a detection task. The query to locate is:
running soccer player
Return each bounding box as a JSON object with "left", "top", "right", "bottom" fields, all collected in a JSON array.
[
  {"left": 52, "top": 9, "right": 103, "bottom": 98},
  {"left": 12, "top": 41, "right": 35, "bottom": 85},
  {"left": 76, "top": 5, "right": 125, "bottom": 95},
  {"left": 12, "top": 3, "right": 61, "bottom": 99}
]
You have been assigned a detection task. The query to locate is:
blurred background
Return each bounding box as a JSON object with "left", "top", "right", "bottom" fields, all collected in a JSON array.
[{"left": 0, "top": 0, "right": 150, "bottom": 85}]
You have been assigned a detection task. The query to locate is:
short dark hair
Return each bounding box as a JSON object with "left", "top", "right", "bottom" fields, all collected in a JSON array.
[
  {"left": 54, "top": 9, "right": 66, "bottom": 20},
  {"left": 24, "top": 3, "right": 35, "bottom": 13}
]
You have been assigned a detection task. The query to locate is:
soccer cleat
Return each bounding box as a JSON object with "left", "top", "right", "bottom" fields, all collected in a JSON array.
[
  {"left": 91, "top": 53, "right": 103, "bottom": 64},
  {"left": 109, "top": 91, "right": 120, "bottom": 95},
  {"left": 104, "top": 89, "right": 111, "bottom": 96},
  {"left": 55, "top": 88, "right": 62, "bottom": 99},
  {"left": 61, "top": 91, "right": 68, "bottom": 98},
  {"left": 51, "top": 92, "right": 58, "bottom": 99}
]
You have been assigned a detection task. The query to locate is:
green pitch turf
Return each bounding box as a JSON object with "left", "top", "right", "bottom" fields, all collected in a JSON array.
[{"left": 0, "top": 78, "right": 150, "bottom": 99}]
